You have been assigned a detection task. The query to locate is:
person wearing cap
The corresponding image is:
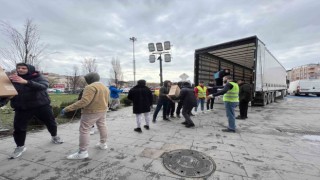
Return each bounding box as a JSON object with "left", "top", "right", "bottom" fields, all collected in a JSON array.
[
  {"left": 2, "top": 63, "right": 64, "bottom": 159},
  {"left": 211, "top": 75, "right": 239, "bottom": 133},
  {"left": 62, "top": 72, "right": 110, "bottom": 159},
  {"left": 194, "top": 81, "right": 208, "bottom": 114}
]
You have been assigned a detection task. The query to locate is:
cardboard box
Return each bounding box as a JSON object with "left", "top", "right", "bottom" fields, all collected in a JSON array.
[
  {"left": 168, "top": 85, "right": 180, "bottom": 97},
  {"left": 0, "top": 66, "right": 18, "bottom": 97}
]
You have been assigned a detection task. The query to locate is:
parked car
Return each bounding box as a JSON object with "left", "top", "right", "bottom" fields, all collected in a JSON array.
[{"left": 121, "top": 87, "right": 131, "bottom": 94}]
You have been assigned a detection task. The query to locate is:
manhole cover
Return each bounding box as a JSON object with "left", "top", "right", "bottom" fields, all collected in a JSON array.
[{"left": 162, "top": 149, "right": 216, "bottom": 178}]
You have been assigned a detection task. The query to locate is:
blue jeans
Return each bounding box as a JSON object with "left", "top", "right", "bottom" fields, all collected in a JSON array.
[
  {"left": 224, "top": 102, "right": 238, "bottom": 130},
  {"left": 195, "top": 98, "right": 205, "bottom": 112}
]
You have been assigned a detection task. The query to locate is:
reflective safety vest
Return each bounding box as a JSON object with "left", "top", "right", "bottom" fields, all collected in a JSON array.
[
  {"left": 223, "top": 82, "right": 239, "bottom": 102},
  {"left": 196, "top": 86, "right": 207, "bottom": 98}
]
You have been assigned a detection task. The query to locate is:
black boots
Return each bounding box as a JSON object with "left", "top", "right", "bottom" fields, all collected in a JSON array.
[{"left": 134, "top": 128, "right": 142, "bottom": 133}]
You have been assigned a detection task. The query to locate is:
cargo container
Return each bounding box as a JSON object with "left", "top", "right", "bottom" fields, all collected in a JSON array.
[{"left": 194, "top": 36, "right": 287, "bottom": 106}]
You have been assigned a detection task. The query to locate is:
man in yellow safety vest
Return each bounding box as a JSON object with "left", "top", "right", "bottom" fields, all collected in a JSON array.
[
  {"left": 194, "top": 81, "right": 208, "bottom": 114},
  {"left": 212, "top": 75, "right": 239, "bottom": 132}
]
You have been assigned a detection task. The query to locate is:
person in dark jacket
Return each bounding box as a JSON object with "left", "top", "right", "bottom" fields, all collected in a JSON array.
[
  {"left": 206, "top": 80, "right": 217, "bottom": 111},
  {"left": 175, "top": 81, "right": 184, "bottom": 118},
  {"left": 128, "top": 80, "right": 153, "bottom": 133},
  {"left": 4, "top": 63, "right": 63, "bottom": 159},
  {"left": 179, "top": 82, "right": 197, "bottom": 128},
  {"left": 236, "top": 79, "right": 252, "bottom": 119},
  {"left": 152, "top": 80, "right": 171, "bottom": 122}
]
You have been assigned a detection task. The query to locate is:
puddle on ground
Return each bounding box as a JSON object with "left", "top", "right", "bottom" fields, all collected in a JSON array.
[{"left": 303, "top": 135, "right": 320, "bottom": 142}]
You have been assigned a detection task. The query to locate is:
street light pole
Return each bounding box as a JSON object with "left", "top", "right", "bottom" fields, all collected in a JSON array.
[
  {"left": 158, "top": 54, "right": 163, "bottom": 86},
  {"left": 129, "top": 37, "right": 137, "bottom": 85}
]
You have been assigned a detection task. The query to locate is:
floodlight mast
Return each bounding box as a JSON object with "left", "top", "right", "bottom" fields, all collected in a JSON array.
[{"left": 148, "top": 41, "right": 171, "bottom": 86}]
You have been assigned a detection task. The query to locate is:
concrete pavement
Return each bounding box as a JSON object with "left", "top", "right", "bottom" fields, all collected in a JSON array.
[{"left": 0, "top": 96, "right": 320, "bottom": 180}]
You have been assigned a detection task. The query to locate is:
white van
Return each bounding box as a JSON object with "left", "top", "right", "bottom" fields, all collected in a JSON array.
[{"left": 288, "top": 79, "right": 320, "bottom": 96}]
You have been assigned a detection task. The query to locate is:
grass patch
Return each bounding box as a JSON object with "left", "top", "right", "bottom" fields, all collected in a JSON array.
[
  {"left": 0, "top": 93, "right": 128, "bottom": 135},
  {"left": 0, "top": 93, "right": 79, "bottom": 130},
  {"left": 49, "top": 94, "right": 78, "bottom": 106}
]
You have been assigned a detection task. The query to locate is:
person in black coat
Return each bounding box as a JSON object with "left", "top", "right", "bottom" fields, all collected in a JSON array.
[
  {"left": 175, "top": 81, "right": 184, "bottom": 118},
  {"left": 1, "top": 63, "right": 63, "bottom": 159},
  {"left": 128, "top": 79, "right": 153, "bottom": 133},
  {"left": 236, "top": 79, "right": 252, "bottom": 119},
  {"left": 179, "top": 82, "right": 197, "bottom": 128},
  {"left": 206, "top": 80, "right": 217, "bottom": 110}
]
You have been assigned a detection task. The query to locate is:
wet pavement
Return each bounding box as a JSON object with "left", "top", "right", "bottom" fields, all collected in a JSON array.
[{"left": 0, "top": 96, "right": 320, "bottom": 180}]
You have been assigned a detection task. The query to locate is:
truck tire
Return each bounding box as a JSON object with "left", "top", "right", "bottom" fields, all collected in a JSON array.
[
  {"left": 317, "top": 94, "right": 320, "bottom": 97},
  {"left": 263, "top": 93, "right": 268, "bottom": 106},
  {"left": 280, "top": 90, "right": 285, "bottom": 99},
  {"left": 271, "top": 92, "right": 275, "bottom": 103},
  {"left": 267, "top": 93, "right": 272, "bottom": 104}
]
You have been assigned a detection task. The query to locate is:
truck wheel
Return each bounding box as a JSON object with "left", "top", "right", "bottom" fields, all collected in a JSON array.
[
  {"left": 267, "top": 93, "right": 272, "bottom": 104},
  {"left": 317, "top": 94, "right": 320, "bottom": 97},
  {"left": 263, "top": 93, "right": 268, "bottom": 106},
  {"left": 280, "top": 90, "right": 285, "bottom": 99},
  {"left": 271, "top": 92, "right": 275, "bottom": 103}
]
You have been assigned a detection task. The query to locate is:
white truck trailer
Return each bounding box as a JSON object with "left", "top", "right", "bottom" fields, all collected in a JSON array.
[
  {"left": 288, "top": 79, "right": 320, "bottom": 96},
  {"left": 194, "top": 36, "right": 287, "bottom": 106}
]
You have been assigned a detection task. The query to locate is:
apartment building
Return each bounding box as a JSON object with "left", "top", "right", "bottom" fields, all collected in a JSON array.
[{"left": 287, "top": 63, "right": 320, "bottom": 82}]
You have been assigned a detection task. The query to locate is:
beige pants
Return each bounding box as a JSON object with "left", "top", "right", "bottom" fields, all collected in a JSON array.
[{"left": 79, "top": 112, "right": 107, "bottom": 151}]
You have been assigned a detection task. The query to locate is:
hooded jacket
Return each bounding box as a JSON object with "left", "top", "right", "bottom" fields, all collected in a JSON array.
[
  {"left": 109, "top": 85, "right": 123, "bottom": 99},
  {"left": 64, "top": 72, "right": 110, "bottom": 114},
  {"left": 10, "top": 63, "right": 51, "bottom": 110},
  {"left": 179, "top": 82, "right": 197, "bottom": 108},
  {"left": 127, "top": 80, "right": 153, "bottom": 114},
  {"left": 159, "top": 80, "right": 171, "bottom": 100}
]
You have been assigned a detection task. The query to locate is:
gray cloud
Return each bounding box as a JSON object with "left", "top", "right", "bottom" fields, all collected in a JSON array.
[{"left": 0, "top": 0, "right": 319, "bottom": 83}]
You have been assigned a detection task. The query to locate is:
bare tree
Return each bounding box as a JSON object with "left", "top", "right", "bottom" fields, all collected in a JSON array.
[
  {"left": 48, "top": 77, "right": 59, "bottom": 88},
  {"left": 109, "top": 57, "right": 123, "bottom": 86},
  {"left": 82, "top": 58, "right": 97, "bottom": 74},
  {"left": 68, "top": 65, "right": 82, "bottom": 93},
  {"left": 0, "top": 19, "right": 47, "bottom": 70}
]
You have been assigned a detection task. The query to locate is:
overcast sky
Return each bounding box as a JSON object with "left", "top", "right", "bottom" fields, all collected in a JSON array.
[{"left": 0, "top": 0, "right": 319, "bottom": 83}]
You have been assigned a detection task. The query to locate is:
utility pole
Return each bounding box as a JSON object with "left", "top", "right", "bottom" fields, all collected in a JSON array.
[{"left": 129, "top": 37, "right": 137, "bottom": 85}]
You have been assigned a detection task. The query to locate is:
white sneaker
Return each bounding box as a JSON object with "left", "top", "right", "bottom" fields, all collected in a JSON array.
[
  {"left": 95, "top": 142, "right": 108, "bottom": 150},
  {"left": 67, "top": 150, "right": 88, "bottom": 159},
  {"left": 10, "top": 146, "right": 26, "bottom": 159},
  {"left": 90, "top": 128, "right": 95, "bottom": 135}
]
